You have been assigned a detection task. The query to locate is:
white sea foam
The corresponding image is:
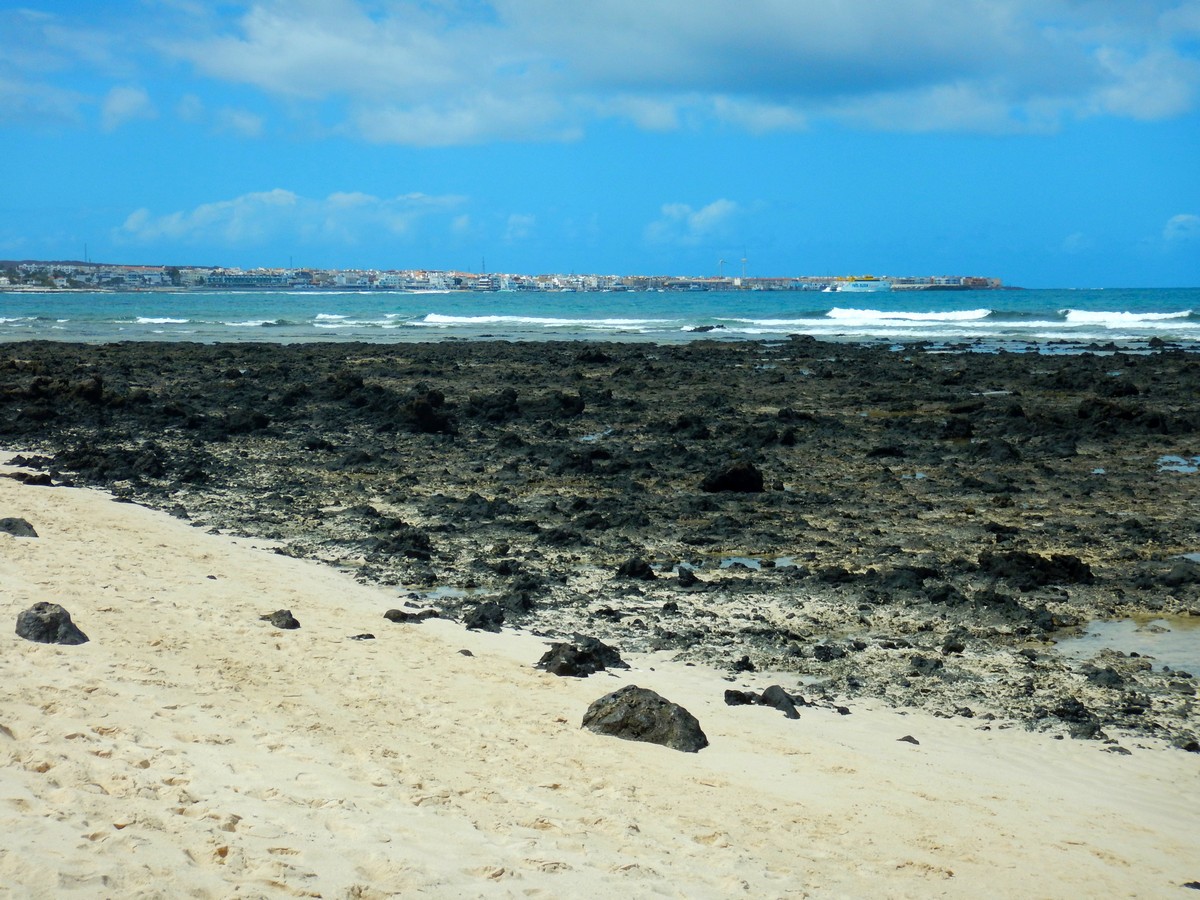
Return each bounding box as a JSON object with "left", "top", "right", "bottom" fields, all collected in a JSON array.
[
  {"left": 419, "top": 314, "right": 664, "bottom": 328},
  {"left": 826, "top": 307, "right": 992, "bottom": 323},
  {"left": 1062, "top": 309, "right": 1194, "bottom": 327},
  {"left": 135, "top": 317, "right": 189, "bottom": 325},
  {"left": 728, "top": 317, "right": 829, "bottom": 327}
]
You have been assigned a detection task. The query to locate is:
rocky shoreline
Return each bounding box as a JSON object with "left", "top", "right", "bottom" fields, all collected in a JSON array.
[{"left": 3, "top": 337, "right": 1198, "bottom": 751}]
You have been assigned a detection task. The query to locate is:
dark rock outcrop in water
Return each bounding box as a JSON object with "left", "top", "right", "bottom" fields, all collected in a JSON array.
[
  {"left": 16, "top": 602, "right": 89, "bottom": 644},
  {"left": 2, "top": 338, "right": 1199, "bottom": 748},
  {"left": 581, "top": 685, "right": 709, "bottom": 752}
]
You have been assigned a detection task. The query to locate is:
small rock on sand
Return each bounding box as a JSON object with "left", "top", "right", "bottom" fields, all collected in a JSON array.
[{"left": 16, "top": 602, "right": 89, "bottom": 645}]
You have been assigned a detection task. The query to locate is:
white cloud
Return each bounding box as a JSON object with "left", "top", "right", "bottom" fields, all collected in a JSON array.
[
  {"left": 116, "top": 189, "right": 468, "bottom": 247},
  {"left": 101, "top": 85, "right": 156, "bottom": 131},
  {"left": 833, "top": 81, "right": 1064, "bottom": 134},
  {"left": 120, "top": 189, "right": 298, "bottom": 244},
  {"left": 166, "top": 1, "right": 477, "bottom": 101},
  {"left": 645, "top": 199, "right": 740, "bottom": 247},
  {"left": 214, "top": 107, "right": 264, "bottom": 137},
  {"left": 353, "top": 93, "right": 577, "bottom": 146},
  {"left": 1092, "top": 47, "right": 1200, "bottom": 119},
  {"left": 175, "top": 94, "right": 264, "bottom": 137},
  {"left": 0, "top": 75, "right": 84, "bottom": 127},
  {"left": 12, "top": 1, "right": 1200, "bottom": 142},
  {"left": 710, "top": 96, "right": 807, "bottom": 134},
  {"left": 1163, "top": 213, "right": 1200, "bottom": 242},
  {"left": 503, "top": 214, "right": 536, "bottom": 242},
  {"left": 594, "top": 96, "right": 682, "bottom": 131}
]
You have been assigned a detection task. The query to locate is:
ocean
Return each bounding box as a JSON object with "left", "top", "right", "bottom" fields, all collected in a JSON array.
[{"left": 2, "top": 286, "right": 1199, "bottom": 349}]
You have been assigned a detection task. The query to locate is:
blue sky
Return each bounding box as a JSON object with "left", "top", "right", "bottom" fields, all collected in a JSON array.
[{"left": 2, "top": 1, "right": 1199, "bottom": 287}]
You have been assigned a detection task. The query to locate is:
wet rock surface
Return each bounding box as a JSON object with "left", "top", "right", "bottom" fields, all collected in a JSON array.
[{"left": 3, "top": 338, "right": 1199, "bottom": 747}]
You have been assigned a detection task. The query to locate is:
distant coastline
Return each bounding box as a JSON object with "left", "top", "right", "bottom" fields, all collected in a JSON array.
[{"left": 1, "top": 258, "right": 1008, "bottom": 293}]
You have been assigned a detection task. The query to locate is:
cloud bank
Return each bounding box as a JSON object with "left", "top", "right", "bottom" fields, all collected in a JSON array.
[
  {"left": 645, "top": 199, "right": 741, "bottom": 247},
  {"left": 5, "top": 1, "right": 1200, "bottom": 143},
  {"left": 116, "top": 189, "right": 468, "bottom": 248}
]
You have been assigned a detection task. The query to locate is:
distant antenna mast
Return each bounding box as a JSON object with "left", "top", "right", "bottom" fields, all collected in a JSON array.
[
  {"left": 718, "top": 258, "right": 725, "bottom": 277},
  {"left": 741, "top": 250, "right": 747, "bottom": 279}
]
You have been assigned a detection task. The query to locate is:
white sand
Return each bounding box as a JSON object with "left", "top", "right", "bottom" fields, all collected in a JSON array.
[{"left": 2, "top": 464, "right": 1198, "bottom": 898}]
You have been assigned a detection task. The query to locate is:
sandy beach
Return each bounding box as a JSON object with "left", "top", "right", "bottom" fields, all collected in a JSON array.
[{"left": 3, "top": 460, "right": 1198, "bottom": 897}]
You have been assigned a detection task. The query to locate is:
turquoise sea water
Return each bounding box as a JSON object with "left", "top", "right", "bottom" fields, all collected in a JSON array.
[{"left": 2, "top": 287, "right": 1199, "bottom": 348}]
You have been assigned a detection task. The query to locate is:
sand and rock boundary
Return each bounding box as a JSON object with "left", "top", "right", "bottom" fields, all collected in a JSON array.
[
  {"left": 3, "top": 468, "right": 1199, "bottom": 896},
  {"left": 1, "top": 336, "right": 1198, "bottom": 754}
]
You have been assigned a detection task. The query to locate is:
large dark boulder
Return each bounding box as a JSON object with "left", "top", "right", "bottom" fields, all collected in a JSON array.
[
  {"left": 16, "top": 602, "right": 89, "bottom": 645},
  {"left": 0, "top": 517, "right": 38, "bottom": 537},
  {"left": 581, "top": 684, "right": 708, "bottom": 752},
  {"left": 700, "top": 461, "right": 764, "bottom": 493}
]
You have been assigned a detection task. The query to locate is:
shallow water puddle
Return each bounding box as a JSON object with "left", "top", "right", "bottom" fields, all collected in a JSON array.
[
  {"left": 407, "top": 586, "right": 481, "bottom": 602},
  {"left": 1157, "top": 454, "right": 1200, "bottom": 473},
  {"left": 1054, "top": 616, "right": 1200, "bottom": 675},
  {"left": 578, "top": 428, "right": 614, "bottom": 443},
  {"left": 717, "top": 555, "right": 797, "bottom": 570}
]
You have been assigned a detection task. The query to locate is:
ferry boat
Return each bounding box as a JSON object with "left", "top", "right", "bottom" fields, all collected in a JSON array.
[{"left": 825, "top": 276, "right": 892, "bottom": 293}]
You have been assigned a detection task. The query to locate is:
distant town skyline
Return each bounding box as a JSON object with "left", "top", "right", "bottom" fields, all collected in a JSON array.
[
  {"left": 2, "top": 258, "right": 1003, "bottom": 293},
  {"left": 2, "top": 2, "right": 1199, "bottom": 289}
]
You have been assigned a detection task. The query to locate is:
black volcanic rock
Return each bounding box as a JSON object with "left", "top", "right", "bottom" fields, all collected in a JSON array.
[
  {"left": 977, "top": 550, "right": 1095, "bottom": 589},
  {"left": 261, "top": 609, "right": 300, "bottom": 629},
  {"left": 616, "top": 557, "right": 656, "bottom": 580},
  {"left": 701, "top": 461, "right": 764, "bottom": 493},
  {"left": 384, "top": 608, "right": 439, "bottom": 623},
  {"left": 581, "top": 685, "right": 708, "bottom": 753},
  {"left": 16, "top": 602, "right": 88, "bottom": 644},
  {"left": 0, "top": 517, "right": 38, "bottom": 537},
  {"left": 759, "top": 684, "right": 802, "bottom": 719},
  {"left": 4, "top": 337, "right": 1200, "bottom": 745},
  {"left": 463, "top": 601, "right": 505, "bottom": 632},
  {"left": 536, "top": 636, "right": 627, "bottom": 677}
]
